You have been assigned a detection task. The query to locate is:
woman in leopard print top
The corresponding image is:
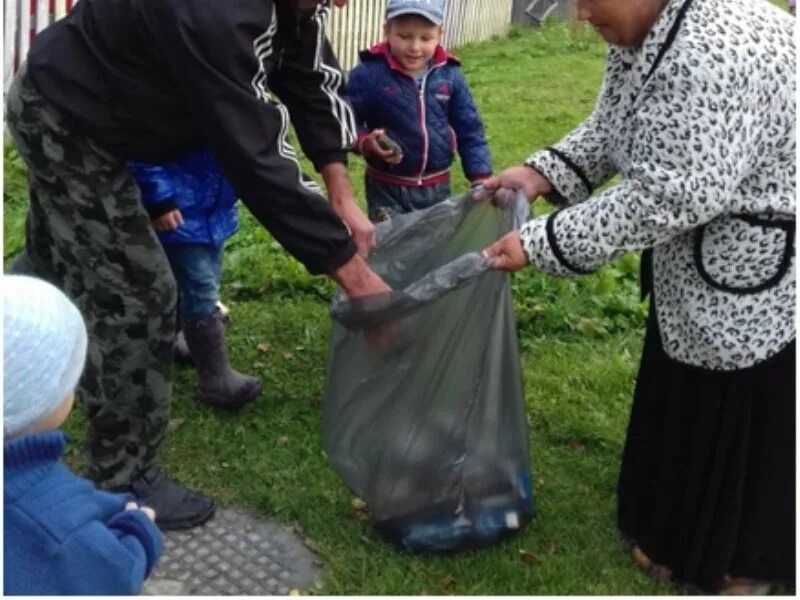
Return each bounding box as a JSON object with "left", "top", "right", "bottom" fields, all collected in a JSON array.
[{"left": 484, "top": 0, "right": 794, "bottom": 593}]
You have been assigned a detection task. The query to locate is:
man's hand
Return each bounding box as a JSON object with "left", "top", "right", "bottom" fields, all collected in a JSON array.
[
  {"left": 337, "top": 200, "right": 376, "bottom": 258},
  {"left": 480, "top": 165, "right": 553, "bottom": 206},
  {"left": 332, "top": 254, "right": 399, "bottom": 350},
  {"left": 483, "top": 230, "right": 529, "bottom": 272},
  {"left": 152, "top": 209, "right": 184, "bottom": 232},
  {"left": 358, "top": 129, "right": 403, "bottom": 165},
  {"left": 321, "top": 162, "right": 376, "bottom": 256},
  {"left": 331, "top": 253, "right": 391, "bottom": 298}
]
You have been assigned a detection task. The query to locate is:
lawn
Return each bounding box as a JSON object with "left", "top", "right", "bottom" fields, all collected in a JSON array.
[{"left": 2, "top": 12, "right": 782, "bottom": 595}]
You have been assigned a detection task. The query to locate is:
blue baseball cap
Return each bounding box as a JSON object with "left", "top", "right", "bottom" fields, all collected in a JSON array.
[{"left": 386, "top": 0, "right": 445, "bottom": 26}]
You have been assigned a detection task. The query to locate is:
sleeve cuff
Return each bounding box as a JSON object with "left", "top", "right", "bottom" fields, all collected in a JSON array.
[
  {"left": 312, "top": 151, "right": 349, "bottom": 172},
  {"left": 107, "top": 511, "right": 164, "bottom": 576},
  {"left": 311, "top": 237, "right": 359, "bottom": 276},
  {"left": 520, "top": 211, "right": 596, "bottom": 277},
  {"left": 526, "top": 147, "right": 592, "bottom": 206},
  {"left": 353, "top": 131, "right": 371, "bottom": 155},
  {"left": 468, "top": 174, "right": 492, "bottom": 185}
]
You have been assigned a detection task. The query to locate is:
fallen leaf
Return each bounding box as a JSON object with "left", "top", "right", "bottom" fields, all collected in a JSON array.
[
  {"left": 278, "top": 436, "right": 289, "bottom": 447},
  {"left": 256, "top": 343, "right": 271, "bottom": 354},
  {"left": 221, "top": 461, "right": 230, "bottom": 468},
  {"left": 347, "top": 497, "right": 370, "bottom": 521},
  {"left": 289, "top": 589, "right": 301, "bottom": 596},
  {"left": 283, "top": 351, "right": 294, "bottom": 360},
  {"left": 303, "top": 537, "right": 321, "bottom": 553},
  {"left": 439, "top": 574, "right": 456, "bottom": 589},
  {"left": 519, "top": 549, "right": 539, "bottom": 564},
  {"left": 167, "top": 418, "right": 186, "bottom": 432},
  {"left": 547, "top": 540, "right": 557, "bottom": 556},
  {"left": 253, "top": 361, "right": 265, "bottom": 369},
  {"left": 576, "top": 317, "right": 608, "bottom": 337},
  {"left": 346, "top": 509, "right": 370, "bottom": 523},
  {"left": 567, "top": 437, "right": 586, "bottom": 451}
]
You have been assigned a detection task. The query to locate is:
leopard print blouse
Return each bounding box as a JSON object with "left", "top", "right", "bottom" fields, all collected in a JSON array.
[{"left": 521, "top": 0, "right": 795, "bottom": 371}]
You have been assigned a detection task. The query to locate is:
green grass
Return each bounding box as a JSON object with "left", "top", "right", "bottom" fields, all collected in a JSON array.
[{"left": 2, "top": 18, "right": 739, "bottom": 595}]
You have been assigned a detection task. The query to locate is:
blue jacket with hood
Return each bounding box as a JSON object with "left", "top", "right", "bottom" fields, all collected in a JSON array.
[
  {"left": 348, "top": 43, "right": 492, "bottom": 186},
  {"left": 129, "top": 147, "right": 238, "bottom": 247}
]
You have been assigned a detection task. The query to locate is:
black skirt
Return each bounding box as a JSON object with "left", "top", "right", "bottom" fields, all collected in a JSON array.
[{"left": 617, "top": 304, "right": 796, "bottom": 593}]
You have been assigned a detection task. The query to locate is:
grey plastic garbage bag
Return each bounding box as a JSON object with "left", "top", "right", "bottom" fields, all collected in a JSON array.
[{"left": 323, "top": 192, "right": 535, "bottom": 552}]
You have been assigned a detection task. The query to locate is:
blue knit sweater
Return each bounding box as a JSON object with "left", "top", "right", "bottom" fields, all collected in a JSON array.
[{"left": 4, "top": 431, "right": 163, "bottom": 595}]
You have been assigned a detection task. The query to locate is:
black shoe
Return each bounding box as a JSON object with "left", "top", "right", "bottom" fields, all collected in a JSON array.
[{"left": 129, "top": 467, "right": 215, "bottom": 531}]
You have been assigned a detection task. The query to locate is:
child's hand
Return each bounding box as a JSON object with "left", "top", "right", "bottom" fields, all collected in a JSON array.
[
  {"left": 152, "top": 209, "right": 184, "bottom": 232},
  {"left": 360, "top": 129, "right": 403, "bottom": 165},
  {"left": 125, "top": 501, "right": 157, "bottom": 522}
]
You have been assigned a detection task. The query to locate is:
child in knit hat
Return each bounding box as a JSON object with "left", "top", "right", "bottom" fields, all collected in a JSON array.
[{"left": 3, "top": 275, "right": 163, "bottom": 595}]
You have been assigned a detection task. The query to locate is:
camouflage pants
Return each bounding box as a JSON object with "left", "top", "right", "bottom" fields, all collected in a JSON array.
[{"left": 5, "top": 63, "right": 177, "bottom": 489}]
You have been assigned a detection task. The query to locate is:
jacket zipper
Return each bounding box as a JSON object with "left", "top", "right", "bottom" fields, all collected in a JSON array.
[{"left": 417, "top": 71, "right": 431, "bottom": 185}]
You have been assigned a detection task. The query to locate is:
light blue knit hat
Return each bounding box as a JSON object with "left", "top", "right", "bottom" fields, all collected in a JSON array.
[{"left": 3, "top": 275, "right": 88, "bottom": 438}]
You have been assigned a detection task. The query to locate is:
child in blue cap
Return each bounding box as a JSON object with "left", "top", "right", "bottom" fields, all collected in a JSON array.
[
  {"left": 3, "top": 275, "right": 163, "bottom": 595},
  {"left": 348, "top": 0, "right": 493, "bottom": 221}
]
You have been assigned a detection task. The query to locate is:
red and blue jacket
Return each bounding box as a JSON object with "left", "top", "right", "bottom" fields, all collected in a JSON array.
[{"left": 348, "top": 43, "right": 492, "bottom": 187}]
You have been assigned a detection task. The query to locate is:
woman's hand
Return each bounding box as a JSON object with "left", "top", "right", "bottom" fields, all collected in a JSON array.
[
  {"left": 483, "top": 230, "right": 529, "bottom": 272},
  {"left": 481, "top": 165, "right": 553, "bottom": 205}
]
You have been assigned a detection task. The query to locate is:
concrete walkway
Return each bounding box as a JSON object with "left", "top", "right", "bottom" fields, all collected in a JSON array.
[{"left": 142, "top": 508, "right": 324, "bottom": 596}]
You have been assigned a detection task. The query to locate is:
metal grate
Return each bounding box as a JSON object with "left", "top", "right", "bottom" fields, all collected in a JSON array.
[{"left": 142, "top": 508, "right": 324, "bottom": 596}]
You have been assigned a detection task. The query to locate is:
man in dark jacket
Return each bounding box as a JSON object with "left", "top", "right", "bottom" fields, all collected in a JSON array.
[{"left": 5, "top": 0, "right": 389, "bottom": 530}]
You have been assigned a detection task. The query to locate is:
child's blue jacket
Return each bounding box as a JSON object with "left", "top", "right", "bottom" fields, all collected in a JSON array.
[
  {"left": 348, "top": 43, "right": 492, "bottom": 185},
  {"left": 4, "top": 430, "right": 163, "bottom": 595},
  {"left": 129, "top": 147, "right": 238, "bottom": 247}
]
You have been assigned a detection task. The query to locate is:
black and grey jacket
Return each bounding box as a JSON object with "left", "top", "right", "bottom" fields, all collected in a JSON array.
[
  {"left": 521, "top": 0, "right": 795, "bottom": 370},
  {"left": 26, "top": 0, "right": 357, "bottom": 274}
]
